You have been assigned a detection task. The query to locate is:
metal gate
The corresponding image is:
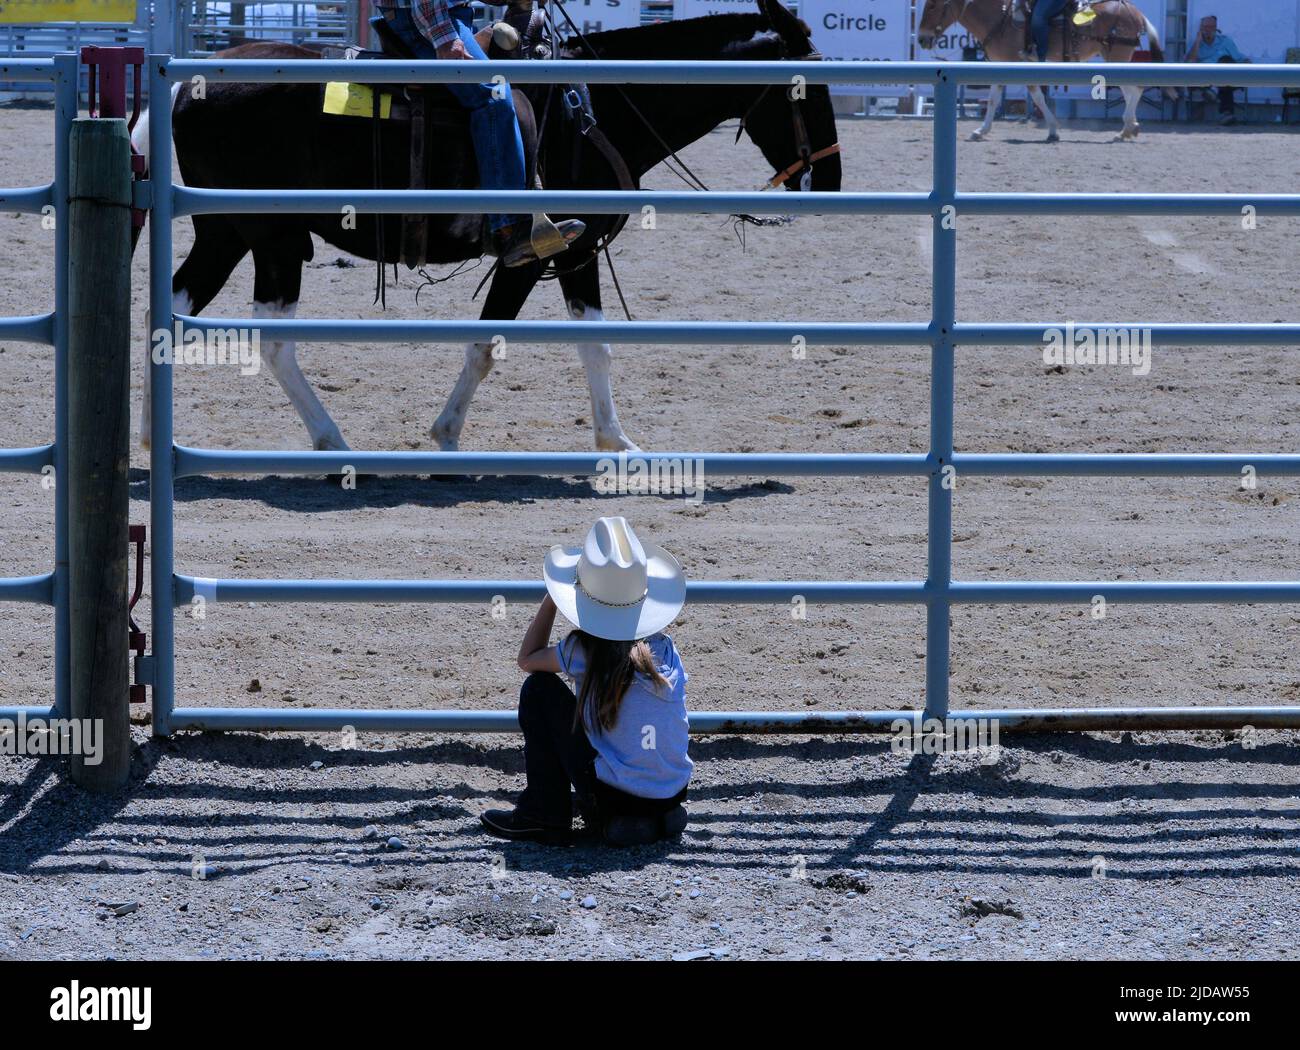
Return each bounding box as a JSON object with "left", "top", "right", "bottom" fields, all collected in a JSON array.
[
  {"left": 0, "top": 55, "right": 76, "bottom": 725},
  {"left": 0, "top": 22, "right": 146, "bottom": 96},
  {"left": 138, "top": 53, "right": 1300, "bottom": 736},
  {"left": 179, "top": 1, "right": 359, "bottom": 57}
]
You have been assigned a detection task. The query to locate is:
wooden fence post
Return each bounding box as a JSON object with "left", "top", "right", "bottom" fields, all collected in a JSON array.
[{"left": 67, "top": 117, "right": 133, "bottom": 791}]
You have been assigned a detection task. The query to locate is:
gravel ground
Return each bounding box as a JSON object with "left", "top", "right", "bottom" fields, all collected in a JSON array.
[{"left": 2, "top": 103, "right": 1300, "bottom": 960}]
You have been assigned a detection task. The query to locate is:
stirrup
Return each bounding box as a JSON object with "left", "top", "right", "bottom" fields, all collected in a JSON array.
[
  {"left": 499, "top": 216, "right": 586, "bottom": 268},
  {"left": 528, "top": 214, "right": 580, "bottom": 260}
]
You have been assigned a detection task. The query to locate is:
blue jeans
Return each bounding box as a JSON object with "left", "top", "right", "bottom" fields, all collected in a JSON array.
[
  {"left": 1032, "top": 0, "right": 1071, "bottom": 61},
  {"left": 410, "top": 4, "right": 526, "bottom": 233}
]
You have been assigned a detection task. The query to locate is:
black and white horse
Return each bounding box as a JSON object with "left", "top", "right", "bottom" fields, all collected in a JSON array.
[{"left": 132, "top": 0, "right": 843, "bottom": 453}]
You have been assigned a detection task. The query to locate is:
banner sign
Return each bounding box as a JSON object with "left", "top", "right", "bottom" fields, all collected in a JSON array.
[
  {"left": 802, "top": 0, "right": 912, "bottom": 96},
  {"left": 0, "top": 0, "right": 135, "bottom": 21},
  {"left": 802, "top": 1, "right": 910, "bottom": 61},
  {"left": 673, "top": 0, "right": 756, "bottom": 20},
  {"left": 557, "top": 0, "right": 641, "bottom": 34}
]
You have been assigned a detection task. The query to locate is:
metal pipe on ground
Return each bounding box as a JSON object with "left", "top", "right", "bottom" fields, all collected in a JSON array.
[{"left": 162, "top": 706, "right": 1300, "bottom": 734}]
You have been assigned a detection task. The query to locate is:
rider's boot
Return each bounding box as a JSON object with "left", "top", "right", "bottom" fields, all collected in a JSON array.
[{"left": 494, "top": 217, "right": 586, "bottom": 268}]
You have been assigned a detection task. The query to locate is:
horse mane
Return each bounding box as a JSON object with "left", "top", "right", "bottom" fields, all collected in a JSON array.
[{"left": 564, "top": 13, "right": 808, "bottom": 60}]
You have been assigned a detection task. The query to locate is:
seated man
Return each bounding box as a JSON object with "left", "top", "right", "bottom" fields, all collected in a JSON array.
[
  {"left": 1184, "top": 14, "right": 1249, "bottom": 125},
  {"left": 408, "top": 1, "right": 583, "bottom": 265}
]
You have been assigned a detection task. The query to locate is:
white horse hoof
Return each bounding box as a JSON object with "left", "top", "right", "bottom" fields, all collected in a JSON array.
[
  {"left": 313, "top": 434, "right": 351, "bottom": 453},
  {"left": 969, "top": 129, "right": 987, "bottom": 142},
  {"left": 429, "top": 422, "right": 459, "bottom": 452},
  {"left": 596, "top": 435, "right": 641, "bottom": 453},
  {"left": 1046, "top": 131, "right": 1060, "bottom": 144}
]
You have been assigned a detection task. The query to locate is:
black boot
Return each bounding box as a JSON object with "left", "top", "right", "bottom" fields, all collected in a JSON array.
[{"left": 480, "top": 808, "right": 573, "bottom": 844}]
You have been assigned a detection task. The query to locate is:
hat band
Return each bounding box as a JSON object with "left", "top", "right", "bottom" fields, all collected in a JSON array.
[{"left": 576, "top": 577, "right": 649, "bottom": 609}]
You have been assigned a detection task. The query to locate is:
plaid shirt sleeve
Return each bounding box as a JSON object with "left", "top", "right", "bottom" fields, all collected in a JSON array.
[{"left": 412, "top": 0, "right": 460, "bottom": 50}]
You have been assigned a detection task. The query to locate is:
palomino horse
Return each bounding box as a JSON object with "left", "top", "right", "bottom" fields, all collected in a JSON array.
[
  {"left": 917, "top": 0, "right": 1170, "bottom": 142},
  {"left": 131, "top": 0, "right": 842, "bottom": 455}
]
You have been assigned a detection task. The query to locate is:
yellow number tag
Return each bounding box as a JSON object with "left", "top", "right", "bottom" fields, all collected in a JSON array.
[{"left": 323, "top": 82, "right": 392, "bottom": 119}]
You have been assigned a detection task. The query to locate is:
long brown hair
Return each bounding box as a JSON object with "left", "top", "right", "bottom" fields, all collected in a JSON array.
[{"left": 568, "top": 630, "right": 670, "bottom": 734}]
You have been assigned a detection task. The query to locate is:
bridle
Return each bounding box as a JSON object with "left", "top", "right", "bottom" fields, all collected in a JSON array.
[
  {"left": 736, "top": 39, "right": 842, "bottom": 192},
  {"left": 766, "top": 127, "right": 842, "bottom": 191},
  {"left": 474, "top": 1, "right": 844, "bottom": 316},
  {"left": 551, "top": 0, "right": 839, "bottom": 195}
]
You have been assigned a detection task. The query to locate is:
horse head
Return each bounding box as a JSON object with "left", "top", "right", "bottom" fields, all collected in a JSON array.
[
  {"left": 918, "top": 0, "right": 968, "bottom": 51},
  {"left": 737, "top": 0, "right": 843, "bottom": 192}
]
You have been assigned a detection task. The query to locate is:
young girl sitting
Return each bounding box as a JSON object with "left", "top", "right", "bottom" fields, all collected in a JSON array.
[{"left": 480, "top": 516, "right": 691, "bottom": 847}]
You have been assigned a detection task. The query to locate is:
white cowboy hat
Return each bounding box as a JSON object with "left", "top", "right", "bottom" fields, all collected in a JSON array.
[{"left": 544, "top": 517, "right": 686, "bottom": 641}]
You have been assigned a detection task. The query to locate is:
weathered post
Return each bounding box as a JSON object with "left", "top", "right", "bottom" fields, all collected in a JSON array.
[{"left": 67, "top": 117, "right": 133, "bottom": 790}]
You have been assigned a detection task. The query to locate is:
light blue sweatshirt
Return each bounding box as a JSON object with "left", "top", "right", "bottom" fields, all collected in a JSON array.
[{"left": 558, "top": 633, "right": 693, "bottom": 800}]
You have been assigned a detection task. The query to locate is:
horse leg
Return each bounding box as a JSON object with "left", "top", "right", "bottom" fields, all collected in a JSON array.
[
  {"left": 1029, "top": 85, "right": 1061, "bottom": 142},
  {"left": 971, "top": 84, "right": 1002, "bottom": 141},
  {"left": 1120, "top": 84, "right": 1141, "bottom": 140},
  {"left": 145, "top": 216, "right": 249, "bottom": 450},
  {"left": 250, "top": 240, "right": 349, "bottom": 452},
  {"left": 557, "top": 259, "right": 639, "bottom": 453},
  {"left": 430, "top": 261, "right": 541, "bottom": 452}
]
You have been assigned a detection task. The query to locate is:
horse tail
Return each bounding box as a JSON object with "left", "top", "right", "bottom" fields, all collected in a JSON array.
[
  {"left": 129, "top": 81, "right": 181, "bottom": 181},
  {"left": 128, "top": 82, "right": 180, "bottom": 252},
  {"left": 1137, "top": 11, "right": 1178, "bottom": 100},
  {"left": 1142, "top": 14, "right": 1165, "bottom": 65}
]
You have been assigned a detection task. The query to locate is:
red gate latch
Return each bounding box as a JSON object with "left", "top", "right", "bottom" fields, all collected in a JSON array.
[{"left": 80, "top": 46, "right": 148, "bottom": 228}]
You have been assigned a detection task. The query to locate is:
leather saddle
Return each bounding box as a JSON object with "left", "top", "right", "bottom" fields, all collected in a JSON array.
[
  {"left": 1016, "top": 0, "right": 1086, "bottom": 61},
  {"left": 328, "top": 3, "right": 631, "bottom": 273},
  {"left": 329, "top": 3, "right": 549, "bottom": 269}
]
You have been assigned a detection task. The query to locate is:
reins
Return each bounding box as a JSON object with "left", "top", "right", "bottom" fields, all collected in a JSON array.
[
  {"left": 549, "top": 1, "right": 712, "bottom": 194},
  {"left": 430, "top": 3, "right": 842, "bottom": 316}
]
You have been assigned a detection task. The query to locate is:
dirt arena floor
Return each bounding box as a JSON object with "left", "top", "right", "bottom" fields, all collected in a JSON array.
[{"left": 3, "top": 102, "right": 1300, "bottom": 960}]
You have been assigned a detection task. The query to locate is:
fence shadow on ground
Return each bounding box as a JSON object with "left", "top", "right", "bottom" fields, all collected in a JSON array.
[{"left": 3, "top": 732, "right": 1299, "bottom": 883}]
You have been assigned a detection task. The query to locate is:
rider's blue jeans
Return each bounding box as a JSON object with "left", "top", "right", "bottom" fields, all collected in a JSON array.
[
  {"left": 411, "top": 4, "right": 526, "bottom": 233},
  {"left": 1032, "top": 0, "right": 1072, "bottom": 61}
]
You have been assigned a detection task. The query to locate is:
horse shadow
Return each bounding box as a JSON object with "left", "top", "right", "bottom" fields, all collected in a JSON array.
[
  {"left": 998, "top": 135, "right": 1128, "bottom": 145},
  {"left": 997, "top": 123, "right": 1299, "bottom": 145},
  {"left": 127, "top": 467, "right": 794, "bottom": 513}
]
